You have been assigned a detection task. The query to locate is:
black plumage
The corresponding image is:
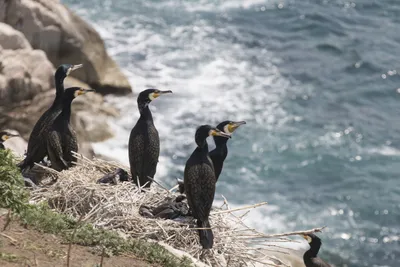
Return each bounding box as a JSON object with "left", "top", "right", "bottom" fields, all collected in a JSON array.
[
  {"left": 128, "top": 88, "right": 172, "bottom": 188},
  {"left": 18, "top": 64, "right": 82, "bottom": 171},
  {"left": 0, "top": 131, "right": 18, "bottom": 150},
  {"left": 302, "top": 233, "right": 331, "bottom": 267},
  {"left": 184, "top": 125, "right": 231, "bottom": 249},
  {"left": 46, "top": 87, "right": 94, "bottom": 171},
  {"left": 97, "top": 168, "right": 130, "bottom": 184},
  {"left": 209, "top": 120, "right": 246, "bottom": 181}
]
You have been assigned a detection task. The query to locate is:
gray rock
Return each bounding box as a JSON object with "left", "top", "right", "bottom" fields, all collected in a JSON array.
[
  {"left": 0, "top": 22, "right": 31, "bottom": 50},
  {"left": 0, "top": 47, "right": 54, "bottom": 106},
  {"left": 0, "top": 0, "right": 132, "bottom": 95}
]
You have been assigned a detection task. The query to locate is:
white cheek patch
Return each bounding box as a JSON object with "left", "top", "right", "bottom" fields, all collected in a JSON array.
[
  {"left": 223, "top": 124, "right": 230, "bottom": 134},
  {"left": 67, "top": 68, "right": 71, "bottom": 76},
  {"left": 149, "top": 93, "right": 155, "bottom": 101},
  {"left": 74, "top": 91, "right": 80, "bottom": 98}
]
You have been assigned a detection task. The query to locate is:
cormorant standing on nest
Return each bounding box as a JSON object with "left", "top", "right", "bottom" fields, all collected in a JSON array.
[
  {"left": 46, "top": 87, "right": 94, "bottom": 171},
  {"left": 0, "top": 131, "right": 19, "bottom": 150},
  {"left": 209, "top": 120, "right": 246, "bottom": 181},
  {"left": 128, "top": 88, "right": 172, "bottom": 188},
  {"left": 184, "top": 125, "right": 231, "bottom": 249},
  {"left": 178, "top": 121, "right": 246, "bottom": 194},
  {"left": 18, "top": 64, "right": 82, "bottom": 171},
  {"left": 302, "top": 234, "right": 331, "bottom": 267}
]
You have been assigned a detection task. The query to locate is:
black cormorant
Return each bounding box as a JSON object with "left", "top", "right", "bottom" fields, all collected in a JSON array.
[
  {"left": 184, "top": 125, "right": 231, "bottom": 249},
  {"left": 178, "top": 120, "right": 246, "bottom": 194},
  {"left": 209, "top": 120, "right": 246, "bottom": 181},
  {"left": 18, "top": 64, "right": 83, "bottom": 171},
  {"left": 0, "top": 131, "right": 19, "bottom": 150},
  {"left": 302, "top": 233, "right": 331, "bottom": 267},
  {"left": 128, "top": 88, "right": 172, "bottom": 188},
  {"left": 46, "top": 87, "right": 94, "bottom": 171}
]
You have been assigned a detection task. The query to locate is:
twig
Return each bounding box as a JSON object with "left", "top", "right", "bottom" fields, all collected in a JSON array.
[
  {"left": 146, "top": 176, "right": 170, "bottom": 194},
  {"left": 169, "top": 184, "right": 179, "bottom": 192},
  {"left": 34, "top": 162, "right": 60, "bottom": 175},
  {"left": 100, "top": 246, "right": 105, "bottom": 267},
  {"left": 211, "top": 202, "right": 268, "bottom": 215},
  {"left": 0, "top": 232, "right": 18, "bottom": 243}
]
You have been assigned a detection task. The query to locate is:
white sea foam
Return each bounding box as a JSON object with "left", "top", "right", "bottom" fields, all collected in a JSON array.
[
  {"left": 365, "top": 146, "right": 400, "bottom": 156},
  {"left": 72, "top": 0, "right": 306, "bottom": 238}
]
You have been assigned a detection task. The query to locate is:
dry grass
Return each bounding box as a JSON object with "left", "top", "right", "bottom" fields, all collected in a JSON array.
[{"left": 29, "top": 153, "right": 325, "bottom": 267}]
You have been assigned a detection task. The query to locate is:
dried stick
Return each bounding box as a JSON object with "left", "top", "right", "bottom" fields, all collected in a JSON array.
[
  {"left": 0, "top": 232, "right": 18, "bottom": 243},
  {"left": 211, "top": 202, "right": 268, "bottom": 215},
  {"left": 100, "top": 246, "right": 105, "bottom": 267},
  {"left": 146, "top": 176, "right": 170, "bottom": 193}
]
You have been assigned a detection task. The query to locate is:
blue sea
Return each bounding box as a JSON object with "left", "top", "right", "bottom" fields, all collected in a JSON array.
[{"left": 63, "top": 1, "right": 400, "bottom": 266}]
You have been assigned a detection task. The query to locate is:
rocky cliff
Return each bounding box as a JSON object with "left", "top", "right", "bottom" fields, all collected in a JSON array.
[{"left": 0, "top": 0, "right": 132, "bottom": 158}]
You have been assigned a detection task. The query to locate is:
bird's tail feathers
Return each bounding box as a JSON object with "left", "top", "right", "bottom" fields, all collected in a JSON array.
[{"left": 197, "top": 219, "right": 213, "bottom": 249}]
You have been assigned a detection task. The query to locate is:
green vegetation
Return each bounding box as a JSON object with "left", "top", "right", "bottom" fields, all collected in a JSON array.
[
  {"left": 0, "top": 252, "right": 19, "bottom": 262},
  {"left": 0, "top": 149, "right": 28, "bottom": 213},
  {"left": 0, "top": 150, "right": 193, "bottom": 267}
]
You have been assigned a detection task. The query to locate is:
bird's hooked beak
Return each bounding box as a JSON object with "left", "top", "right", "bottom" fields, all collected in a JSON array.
[
  {"left": 67, "top": 64, "right": 83, "bottom": 76},
  {"left": 152, "top": 90, "right": 173, "bottom": 99},
  {"left": 76, "top": 88, "right": 96, "bottom": 97},
  {"left": 210, "top": 129, "right": 231, "bottom": 139},
  {"left": 227, "top": 121, "right": 246, "bottom": 133}
]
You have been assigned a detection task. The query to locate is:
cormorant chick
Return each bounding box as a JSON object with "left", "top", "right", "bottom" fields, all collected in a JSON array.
[
  {"left": 128, "top": 88, "right": 172, "bottom": 188},
  {"left": 0, "top": 131, "right": 19, "bottom": 150},
  {"left": 302, "top": 233, "right": 331, "bottom": 267},
  {"left": 184, "top": 125, "right": 231, "bottom": 249},
  {"left": 97, "top": 168, "right": 130, "bottom": 185},
  {"left": 18, "top": 64, "right": 83, "bottom": 171},
  {"left": 46, "top": 87, "right": 94, "bottom": 171}
]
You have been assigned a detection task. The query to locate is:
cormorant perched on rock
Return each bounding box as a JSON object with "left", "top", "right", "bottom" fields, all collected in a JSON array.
[
  {"left": 46, "top": 87, "right": 94, "bottom": 171},
  {"left": 18, "top": 64, "right": 83, "bottom": 171},
  {"left": 184, "top": 125, "right": 231, "bottom": 249},
  {"left": 0, "top": 131, "right": 19, "bottom": 150},
  {"left": 302, "top": 234, "right": 331, "bottom": 267},
  {"left": 209, "top": 120, "right": 246, "bottom": 181},
  {"left": 128, "top": 88, "right": 172, "bottom": 188}
]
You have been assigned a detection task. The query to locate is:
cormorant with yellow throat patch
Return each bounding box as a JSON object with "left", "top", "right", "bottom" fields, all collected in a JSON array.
[
  {"left": 128, "top": 89, "right": 172, "bottom": 188},
  {"left": 184, "top": 125, "right": 231, "bottom": 249}
]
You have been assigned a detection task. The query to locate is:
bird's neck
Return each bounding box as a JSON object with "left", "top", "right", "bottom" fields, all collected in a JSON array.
[
  {"left": 139, "top": 104, "right": 153, "bottom": 121},
  {"left": 304, "top": 242, "right": 320, "bottom": 259},
  {"left": 52, "top": 77, "right": 65, "bottom": 108},
  {"left": 196, "top": 139, "right": 209, "bottom": 157},
  {"left": 213, "top": 138, "right": 228, "bottom": 157},
  {"left": 214, "top": 136, "right": 229, "bottom": 147},
  {"left": 59, "top": 98, "right": 74, "bottom": 124}
]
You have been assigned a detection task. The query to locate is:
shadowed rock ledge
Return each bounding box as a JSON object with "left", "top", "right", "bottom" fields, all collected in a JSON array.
[{"left": 0, "top": 0, "right": 131, "bottom": 157}]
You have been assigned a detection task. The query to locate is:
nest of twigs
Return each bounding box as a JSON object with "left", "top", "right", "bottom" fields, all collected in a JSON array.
[{"left": 29, "top": 153, "right": 324, "bottom": 267}]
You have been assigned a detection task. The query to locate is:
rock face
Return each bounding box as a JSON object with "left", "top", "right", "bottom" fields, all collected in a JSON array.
[
  {"left": 0, "top": 22, "right": 31, "bottom": 50},
  {"left": 0, "top": 0, "right": 132, "bottom": 95},
  {"left": 0, "top": 20, "right": 120, "bottom": 158},
  {"left": 0, "top": 46, "right": 54, "bottom": 107}
]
